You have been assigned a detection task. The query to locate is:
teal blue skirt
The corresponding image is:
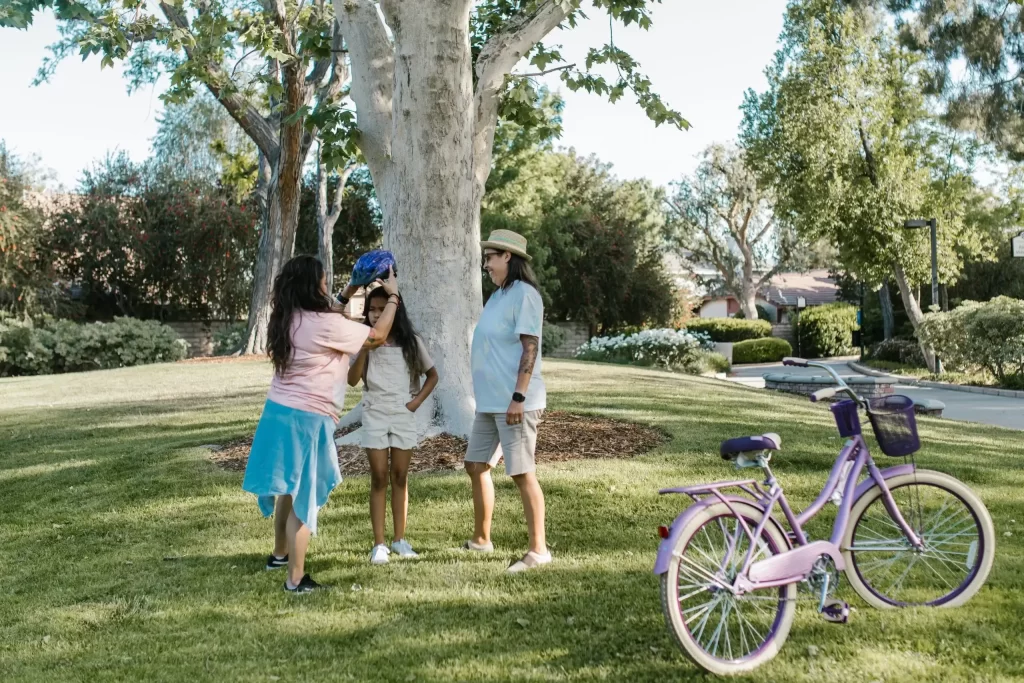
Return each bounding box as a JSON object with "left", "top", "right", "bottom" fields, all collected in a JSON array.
[{"left": 242, "top": 400, "right": 340, "bottom": 534}]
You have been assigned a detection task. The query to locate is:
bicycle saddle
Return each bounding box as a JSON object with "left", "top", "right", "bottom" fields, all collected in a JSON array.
[{"left": 720, "top": 433, "right": 781, "bottom": 459}]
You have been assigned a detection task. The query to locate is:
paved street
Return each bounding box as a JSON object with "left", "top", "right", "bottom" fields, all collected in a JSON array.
[{"left": 727, "top": 360, "right": 1024, "bottom": 431}]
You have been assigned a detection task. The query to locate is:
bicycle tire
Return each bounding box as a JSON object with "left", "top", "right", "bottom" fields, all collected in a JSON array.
[
  {"left": 842, "top": 469, "right": 995, "bottom": 609},
  {"left": 660, "top": 501, "right": 797, "bottom": 675}
]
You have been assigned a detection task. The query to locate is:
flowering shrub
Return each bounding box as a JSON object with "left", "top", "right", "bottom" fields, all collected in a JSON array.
[
  {"left": 575, "top": 328, "right": 715, "bottom": 370},
  {"left": 917, "top": 297, "right": 1024, "bottom": 387}
]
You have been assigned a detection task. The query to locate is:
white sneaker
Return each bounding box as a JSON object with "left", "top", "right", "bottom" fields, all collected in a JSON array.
[
  {"left": 370, "top": 544, "right": 390, "bottom": 565},
  {"left": 507, "top": 551, "right": 552, "bottom": 574},
  {"left": 461, "top": 540, "right": 494, "bottom": 553},
  {"left": 391, "top": 539, "right": 419, "bottom": 559}
]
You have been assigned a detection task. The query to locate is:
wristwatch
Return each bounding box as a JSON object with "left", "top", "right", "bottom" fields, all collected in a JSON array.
[
  {"left": 512, "top": 392, "right": 526, "bottom": 404},
  {"left": 336, "top": 292, "right": 350, "bottom": 307}
]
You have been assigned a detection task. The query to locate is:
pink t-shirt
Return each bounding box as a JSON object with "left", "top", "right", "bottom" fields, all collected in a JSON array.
[{"left": 266, "top": 311, "right": 371, "bottom": 421}]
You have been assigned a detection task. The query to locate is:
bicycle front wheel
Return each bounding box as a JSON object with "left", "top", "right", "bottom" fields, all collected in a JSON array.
[
  {"left": 842, "top": 469, "right": 995, "bottom": 609},
  {"left": 660, "top": 501, "right": 796, "bottom": 676}
]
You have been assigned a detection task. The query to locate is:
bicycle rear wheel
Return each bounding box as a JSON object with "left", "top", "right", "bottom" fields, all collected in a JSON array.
[
  {"left": 660, "top": 501, "right": 796, "bottom": 675},
  {"left": 842, "top": 469, "right": 995, "bottom": 609}
]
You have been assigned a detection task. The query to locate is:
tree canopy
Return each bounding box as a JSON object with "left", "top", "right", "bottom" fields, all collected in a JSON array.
[
  {"left": 665, "top": 144, "right": 798, "bottom": 320},
  {"left": 865, "top": 0, "right": 1024, "bottom": 160},
  {"left": 741, "top": 0, "right": 992, "bottom": 288}
]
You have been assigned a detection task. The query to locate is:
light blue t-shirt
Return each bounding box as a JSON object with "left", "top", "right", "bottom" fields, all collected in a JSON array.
[{"left": 471, "top": 281, "right": 547, "bottom": 413}]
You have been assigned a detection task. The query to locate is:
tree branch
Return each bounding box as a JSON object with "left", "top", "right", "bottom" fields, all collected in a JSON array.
[
  {"left": 158, "top": 2, "right": 279, "bottom": 161},
  {"left": 695, "top": 217, "right": 736, "bottom": 288},
  {"left": 326, "top": 162, "right": 357, "bottom": 232},
  {"left": 754, "top": 262, "right": 783, "bottom": 290},
  {"left": 857, "top": 121, "right": 878, "bottom": 186},
  {"left": 333, "top": 0, "right": 394, "bottom": 175},
  {"left": 472, "top": 0, "right": 570, "bottom": 202},
  {"left": 512, "top": 62, "right": 576, "bottom": 78},
  {"left": 752, "top": 216, "right": 775, "bottom": 245},
  {"left": 301, "top": 22, "right": 350, "bottom": 161}
]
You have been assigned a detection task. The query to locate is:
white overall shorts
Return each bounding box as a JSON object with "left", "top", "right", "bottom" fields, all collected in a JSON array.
[{"left": 361, "top": 345, "right": 418, "bottom": 451}]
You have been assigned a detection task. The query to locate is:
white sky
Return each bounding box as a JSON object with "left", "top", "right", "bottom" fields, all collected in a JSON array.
[{"left": 0, "top": 1, "right": 788, "bottom": 190}]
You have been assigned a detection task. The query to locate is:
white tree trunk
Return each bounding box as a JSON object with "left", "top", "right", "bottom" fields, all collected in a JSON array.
[
  {"left": 336, "top": 0, "right": 567, "bottom": 437},
  {"left": 378, "top": 0, "right": 480, "bottom": 437},
  {"left": 893, "top": 262, "right": 937, "bottom": 373},
  {"left": 739, "top": 285, "right": 759, "bottom": 320},
  {"left": 315, "top": 151, "right": 334, "bottom": 289}
]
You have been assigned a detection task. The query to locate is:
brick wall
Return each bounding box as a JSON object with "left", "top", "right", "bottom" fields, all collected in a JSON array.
[
  {"left": 771, "top": 324, "right": 794, "bottom": 342},
  {"left": 165, "top": 321, "right": 240, "bottom": 357},
  {"left": 547, "top": 321, "right": 590, "bottom": 359}
]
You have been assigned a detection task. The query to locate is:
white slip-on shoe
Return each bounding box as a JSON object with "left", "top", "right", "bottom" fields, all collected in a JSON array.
[{"left": 507, "top": 551, "right": 552, "bottom": 574}]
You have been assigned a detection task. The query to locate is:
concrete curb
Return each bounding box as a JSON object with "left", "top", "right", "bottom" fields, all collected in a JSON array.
[{"left": 848, "top": 361, "right": 1024, "bottom": 399}]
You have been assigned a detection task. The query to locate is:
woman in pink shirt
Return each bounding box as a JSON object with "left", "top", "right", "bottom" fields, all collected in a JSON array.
[{"left": 243, "top": 254, "right": 400, "bottom": 593}]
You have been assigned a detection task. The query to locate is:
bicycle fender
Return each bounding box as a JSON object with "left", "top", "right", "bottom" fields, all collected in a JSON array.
[
  {"left": 852, "top": 464, "right": 916, "bottom": 505},
  {"left": 653, "top": 496, "right": 789, "bottom": 575}
]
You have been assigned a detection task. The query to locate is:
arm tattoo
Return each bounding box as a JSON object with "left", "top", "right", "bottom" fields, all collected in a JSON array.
[{"left": 519, "top": 336, "right": 539, "bottom": 376}]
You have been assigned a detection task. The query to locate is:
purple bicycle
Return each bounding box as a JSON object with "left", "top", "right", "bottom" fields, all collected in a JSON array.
[{"left": 654, "top": 358, "right": 996, "bottom": 676}]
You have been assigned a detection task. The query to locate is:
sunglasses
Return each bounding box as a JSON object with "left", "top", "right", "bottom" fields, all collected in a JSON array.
[{"left": 482, "top": 250, "right": 505, "bottom": 264}]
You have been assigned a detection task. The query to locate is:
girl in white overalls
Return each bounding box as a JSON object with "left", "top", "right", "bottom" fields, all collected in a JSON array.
[{"left": 348, "top": 286, "right": 439, "bottom": 565}]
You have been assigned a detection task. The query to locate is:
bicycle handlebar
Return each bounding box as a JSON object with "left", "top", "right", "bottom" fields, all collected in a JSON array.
[{"left": 810, "top": 387, "right": 838, "bottom": 402}]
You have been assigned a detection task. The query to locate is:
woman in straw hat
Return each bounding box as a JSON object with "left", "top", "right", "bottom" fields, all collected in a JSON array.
[{"left": 463, "top": 229, "right": 551, "bottom": 573}]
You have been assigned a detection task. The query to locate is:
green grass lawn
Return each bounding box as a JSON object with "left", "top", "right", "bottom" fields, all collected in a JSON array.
[{"left": 1, "top": 359, "right": 1022, "bottom": 682}]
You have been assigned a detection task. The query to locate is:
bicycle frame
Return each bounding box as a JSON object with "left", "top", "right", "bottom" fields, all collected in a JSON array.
[{"left": 654, "top": 365, "right": 925, "bottom": 595}]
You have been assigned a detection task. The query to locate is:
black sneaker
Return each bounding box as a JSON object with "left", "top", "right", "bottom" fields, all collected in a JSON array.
[
  {"left": 265, "top": 554, "right": 288, "bottom": 571},
  {"left": 284, "top": 574, "right": 326, "bottom": 594}
]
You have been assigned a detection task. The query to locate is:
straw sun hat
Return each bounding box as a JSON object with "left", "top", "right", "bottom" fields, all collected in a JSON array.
[{"left": 480, "top": 229, "right": 532, "bottom": 262}]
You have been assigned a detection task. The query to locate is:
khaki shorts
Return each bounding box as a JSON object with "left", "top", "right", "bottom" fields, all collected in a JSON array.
[
  {"left": 464, "top": 411, "right": 543, "bottom": 477},
  {"left": 361, "top": 400, "right": 418, "bottom": 451}
]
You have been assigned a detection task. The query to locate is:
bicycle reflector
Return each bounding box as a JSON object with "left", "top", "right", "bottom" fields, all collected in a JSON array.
[{"left": 658, "top": 525, "right": 671, "bottom": 539}]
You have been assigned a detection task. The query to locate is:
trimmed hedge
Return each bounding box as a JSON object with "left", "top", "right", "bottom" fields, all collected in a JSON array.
[
  {"left": 732, "top": 337, "right": 793, "bottom": 364},
  {"left": 0, "top": 316, "right": 188, "bottom": 376},
  {"left": 684, "top": 318, "right": 772, "bottom": 343},
  {"left": 795, "top": 304, "right": 858, "bottom": 359}
]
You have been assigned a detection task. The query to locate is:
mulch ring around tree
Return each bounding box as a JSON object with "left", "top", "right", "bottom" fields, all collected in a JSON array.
[{"left": 208, "top": 411, "right": 669, "bottom": 475}]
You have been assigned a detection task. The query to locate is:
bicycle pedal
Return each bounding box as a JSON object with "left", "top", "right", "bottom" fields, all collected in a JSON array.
[{"left": 820, "top": 599, "right": 849, "bottom": 624}]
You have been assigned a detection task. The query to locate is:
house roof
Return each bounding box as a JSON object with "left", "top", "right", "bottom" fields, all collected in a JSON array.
[
  {"left": 699, "top": 269, "right": 839, "bottom": 307},
  {"left": 763, "top": 270, "right": 838, "bottom": 307}
]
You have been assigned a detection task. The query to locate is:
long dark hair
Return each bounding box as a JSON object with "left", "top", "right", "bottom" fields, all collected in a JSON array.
[
  {"left": 268, "top": 255, "right": 334, "bottom": 375},
  {"left": 363, "top": 287, "right": 424, "bottom": 377},
  {"left": 502, "top": 253, "right": 540, "bottom": 291}
]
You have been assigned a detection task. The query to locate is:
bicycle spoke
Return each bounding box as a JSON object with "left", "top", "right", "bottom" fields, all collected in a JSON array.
[
  {"left": 671, "top": 512, "right": 788, "bottom": 663},
  {"left": 851, "top": 481, "right": 981, "bottom": 605}
]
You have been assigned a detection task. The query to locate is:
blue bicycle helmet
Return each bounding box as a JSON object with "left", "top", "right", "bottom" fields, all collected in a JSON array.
[{"left": 350, "top": 249, "right": 396, "bottom": 286}]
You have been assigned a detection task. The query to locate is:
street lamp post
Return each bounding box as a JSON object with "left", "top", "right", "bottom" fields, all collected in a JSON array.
[{"left": 904, "top": 218, "right": 942, "bottom": 373}]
